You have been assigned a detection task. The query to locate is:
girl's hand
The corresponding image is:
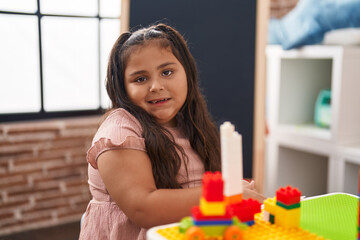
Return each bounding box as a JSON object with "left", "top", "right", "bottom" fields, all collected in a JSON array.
[{"left": 242, "top": 180, "right": 266, "bottom": 203}]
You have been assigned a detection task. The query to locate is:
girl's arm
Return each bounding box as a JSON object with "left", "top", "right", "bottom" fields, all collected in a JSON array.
[{"left": 97, "top": 149, "right": 201, "bottom": 229}]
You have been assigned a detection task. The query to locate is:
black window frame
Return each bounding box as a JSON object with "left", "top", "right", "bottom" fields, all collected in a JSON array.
[{"left": 0, "top": 0, "right": 121, "bottom": 123}]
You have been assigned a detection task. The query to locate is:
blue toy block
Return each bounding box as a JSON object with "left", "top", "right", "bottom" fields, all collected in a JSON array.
[{"left": 193, "top": 219, "right": 233, "bottom": 226}]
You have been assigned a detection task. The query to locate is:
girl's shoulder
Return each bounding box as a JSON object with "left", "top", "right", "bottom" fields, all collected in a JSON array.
[
  {"left": 87, "top": 108, "right": 146, "bottom": 168},
  {"left": 102, "top": 108, "right": 142, "bottom": 132},
  {"left": 93, "top": 108, "right": 143, "bottom": 142}
]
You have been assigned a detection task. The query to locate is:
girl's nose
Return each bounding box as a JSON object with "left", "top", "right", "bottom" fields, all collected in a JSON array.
[{"left": 149, "top": 79, "right": 164, "bottom": 92}]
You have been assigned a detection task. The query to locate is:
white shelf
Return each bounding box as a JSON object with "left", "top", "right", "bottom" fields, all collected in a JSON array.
[
  {"left": 338, "top": 143, "right": 360, "bottom": 164},
  {"left": 338, "top": 143, "right": 360, "bottom": 195},
  {"left": 277, "top": 124, "right": 331, "bottom": 141},
  {"left": 344, "top": 161, "right": 359, "bottom": 195},
  {"left": 276, "top": 145, "right": 328, "bottom": 197},
  {"left": 265, "top": 137, "right": 329, "bottom": 197},
  {"left": 265, "top": 45, "right": 360, "bottom": 197}
]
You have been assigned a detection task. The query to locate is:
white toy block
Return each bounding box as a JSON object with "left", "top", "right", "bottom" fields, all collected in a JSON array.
[{"left": 220, "top": 122, "right": 243, "bottom": 197}]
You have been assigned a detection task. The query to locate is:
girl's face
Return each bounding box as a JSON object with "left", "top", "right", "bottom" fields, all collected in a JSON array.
[{"left": 124, "top": 42, "right": 188, "bottom": 127}]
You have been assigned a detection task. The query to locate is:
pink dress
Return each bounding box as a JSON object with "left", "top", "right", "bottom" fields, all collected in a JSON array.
[{"left": 79, "top": 108, "right": 205, "bottom": 240}]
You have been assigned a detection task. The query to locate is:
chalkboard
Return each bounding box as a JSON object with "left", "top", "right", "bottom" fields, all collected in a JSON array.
[{"left": 129, "top": 0, "right": 257, "bottom": 178}]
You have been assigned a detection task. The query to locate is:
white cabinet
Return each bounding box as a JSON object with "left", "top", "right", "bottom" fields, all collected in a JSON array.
[{"left": 265, "top": 45, "right": 360, "bottom": 197}]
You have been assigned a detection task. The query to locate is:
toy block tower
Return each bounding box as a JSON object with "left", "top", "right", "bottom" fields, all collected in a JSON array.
[
  {"left": 199, "top": 171, "right": 226, "bottom": 216},
  {"left": 220, "top": 122, "right": 243, "bottom": 205},
  {"left": 188, "top": 171, "right": 234, "bottom": 237},
  {"left": 179, "top": 122, "right": 261, "bottom": 238},
  {"left": 275, "top": 186, "right": 301, "bottom": 228},
  {"left": 220, "top": 122, "right": 261, "bottom": 225}
]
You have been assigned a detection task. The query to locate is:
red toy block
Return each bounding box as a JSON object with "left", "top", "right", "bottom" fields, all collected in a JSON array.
[
  {"left": 191, "top": 206, "right": 232, "bottom": 221},
  {"left": 276, "top": 186, "right": 301, "bottom": 205},
  {"left": 227, "top": 198, "right": 261, "bottom": 222},
  {"left": 202, "top": 171, "right": 224, "bottom": 202}
]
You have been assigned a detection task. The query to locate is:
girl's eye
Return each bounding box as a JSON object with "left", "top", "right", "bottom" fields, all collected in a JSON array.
[
  {"left": 162, "top": 70, "right": 173, "bottom": 76},
  {"left": 135, "top": 77, "right": 146, "bottom": 83}
]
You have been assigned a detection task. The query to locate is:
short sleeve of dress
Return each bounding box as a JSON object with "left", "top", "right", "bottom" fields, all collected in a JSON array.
[{"left": 87, "top": 108, "right": 146, "bottom": 169}]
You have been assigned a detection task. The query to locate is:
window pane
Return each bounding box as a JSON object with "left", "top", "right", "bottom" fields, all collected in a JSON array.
[
  {"left": 0, "top": 14, "right": 41, "bottom": 113},
  {"left": 100, "top": 19, "right": 120, "bottom": 109},
  {"left": 0, "top": 0, "right": 37, "bottom": 13},
  {"left": 41, "top": 17, "right": 99, "bottom": 111},
  {"left": 100, "top": 0, "right": 121, "bottom": 18},
  {"left": 40, "top": 0, "right": 97, "bottom": 16}
]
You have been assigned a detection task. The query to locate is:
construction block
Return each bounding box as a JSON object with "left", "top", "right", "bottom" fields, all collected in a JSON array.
[
  {"left": 225, "top": 193, "right": 243, "bottom": 205},
  {"left": 269, "top": 214, "right": 275, "bottom": 224},
  {"left": 275, "top": 206, "right": 301, "bottom": 228},
  {"left": 220, "top": 122, "right": 244, "bottom": 197},
  {"left": 191, "top": 206, "right": 232, "bottom": 221},
  {"left": 193, "top": 219, "right": 232, "bottom": 226},
  {"left": 232, "top": 216, "right": 249, "bottom": 230},
  {"left": 179, "top": 216, "right": 193, "bottom": 234},
  {"left": 228, "top": 198, "right": 261, "bottom": 222},
  {"left": 241, "top": 213, "right": 326, "bottom": 240},
  {"left": 264, "top": 197, "right": 277, "bottom": 216},
  {"left": 199, "top": 225, "right": 228, "bottom": 237},
  {"left": 276, "top": 186, "right": 301, "bottom": 205},
  {"left": 244, "top": 220, "right": 255, "bottom": 226},
  {"left": 276, "top": 201, "right": 301, "bottom": 210},
  {"left": 202, "top": 171, "right": 224, "bottom": 202},
  {"left": 199, "top": 197, "right": 226, "bottom": 216}
]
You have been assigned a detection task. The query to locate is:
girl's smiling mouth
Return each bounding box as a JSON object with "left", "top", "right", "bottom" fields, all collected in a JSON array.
[{"left": 148, "top": 98, "right": 171, "bottom": 104}]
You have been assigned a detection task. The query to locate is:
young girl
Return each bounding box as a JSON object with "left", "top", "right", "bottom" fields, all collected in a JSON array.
[{"left": 79, "top": 23, "right": 264, "bottom": 240}]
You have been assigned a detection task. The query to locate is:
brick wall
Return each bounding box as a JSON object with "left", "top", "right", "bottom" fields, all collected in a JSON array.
[
  {"left": 270, "top": 0, "right": 299, "bottom": 18},
  {"left": 0, "top": 115, "right": 101, "bottom": 236}
]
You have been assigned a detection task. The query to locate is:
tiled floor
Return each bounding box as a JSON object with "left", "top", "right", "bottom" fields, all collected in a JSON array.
[{"left": 0, "top": 222, "right": 80, "bottom": 240}]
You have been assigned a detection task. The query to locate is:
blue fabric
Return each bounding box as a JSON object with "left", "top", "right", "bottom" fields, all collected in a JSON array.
[{"left": 268, "top": 0, "right": 360, "bottom": 50}]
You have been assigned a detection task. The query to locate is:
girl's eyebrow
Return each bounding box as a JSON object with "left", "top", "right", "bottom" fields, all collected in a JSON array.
[
  {"left": 157, "top": 62, "right": 176, "bottom": 70},
  {"left": 129, "top": 70, "right": 147, "bottom": 77},
  {"left": 128, "top": 62, "right": 176, "bottom": 77}
]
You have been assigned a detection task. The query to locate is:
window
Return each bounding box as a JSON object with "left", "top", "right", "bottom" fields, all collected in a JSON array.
[{"left": 0, "top": 0, "right": 123, "bottom": 122}]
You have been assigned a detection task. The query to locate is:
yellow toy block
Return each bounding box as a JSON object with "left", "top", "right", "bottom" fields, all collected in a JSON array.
[
  {"left": 199, "top": 197, "right": 226, "bottom": 216},
  {"left": 275, "top": 206, "right": 301, "bottom": 228},
  {"left": 264, "top": 197, "right": 277, "bottom": 215},
  {"left": 241, "top": 213, "right": 325, "bottom": 240}
]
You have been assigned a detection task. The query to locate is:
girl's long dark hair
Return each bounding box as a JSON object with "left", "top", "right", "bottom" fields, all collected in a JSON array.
[{"left": 106, "top": 23, "right": 221, "bottom": 189}]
